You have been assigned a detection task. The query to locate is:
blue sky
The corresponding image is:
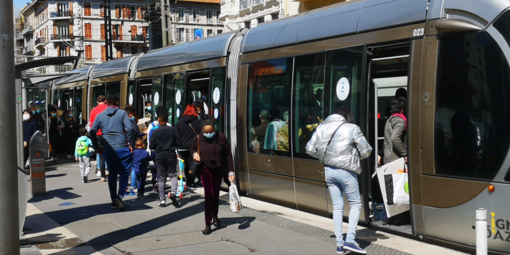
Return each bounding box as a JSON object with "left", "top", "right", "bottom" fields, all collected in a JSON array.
[{"left": 13, "top": 0, "right": 27, "bottom": 14}]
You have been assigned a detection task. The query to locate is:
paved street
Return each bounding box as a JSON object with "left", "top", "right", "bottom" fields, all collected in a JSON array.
[{"left": 21, "top": 159, "right": 466, "bottom": 255}]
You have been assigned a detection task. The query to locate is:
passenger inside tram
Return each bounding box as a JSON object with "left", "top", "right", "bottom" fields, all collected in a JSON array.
[
  {"left": 446, "top": 112, "right": 483, "bottom": 175},
  {"left": 264, "top": 108, "right": 286, "bottom": 150},
  {"left": 298, "top": 110, "right": 322, "bottom": 153},
  {"left": 252, "top": 109, "right": 270, "bottom": 151},
  {"left": 145, "top": 101, "right": 152, "bottom": 119},
  {"left": 277, "top": 111, "right": 290, "bottom": 152}
]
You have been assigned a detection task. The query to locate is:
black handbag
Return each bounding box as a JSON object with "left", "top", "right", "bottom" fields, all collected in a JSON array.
[{"left": 189, "top": 130, "right": 202, "bottom": 176}]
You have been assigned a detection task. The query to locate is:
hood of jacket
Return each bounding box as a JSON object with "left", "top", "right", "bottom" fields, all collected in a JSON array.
[
  {"left": 78, "top": 136, "right": 89, "bottom": 142},
  {"left": 103, "top": 106, "right": 119, "bottom": 116},
  {"left": 305, "top": 114, "right": 372, "bottom": 174},
  {"left": 181, "top": 115, "right": 198, "bottom": 124}
]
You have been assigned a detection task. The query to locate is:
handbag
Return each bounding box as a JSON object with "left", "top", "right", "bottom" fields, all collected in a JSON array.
[
  {"left": 189, "top": 134, "right": 202, "bottom": 176},
  {"left": 229, "top": 183, "right": 243, "bottom": 213}
]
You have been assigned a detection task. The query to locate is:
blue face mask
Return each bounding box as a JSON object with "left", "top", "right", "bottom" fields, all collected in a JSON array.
[
  {"left": 203, "top": 132, "right": 215, "bottom": 139},
  {"left": 202, "top": 96, "right": 208, "bottom": 100},
  {"left": 147, "top": 106, "right": 152, "bottom": 111},
  {"left": 68, "top": 114, "right": 73, "bottom": 117},
  {"left": 32, "top": 111, "right": 36, "bottom": 114},
  {"left": 36, "top": 110, "right": 41, "bottom": 113},
  {"left": 130, "top": 116, "right": 135, "bottom": 121},
  {"left": 51, "top": 113, "right": 56, "bottom": 117}
]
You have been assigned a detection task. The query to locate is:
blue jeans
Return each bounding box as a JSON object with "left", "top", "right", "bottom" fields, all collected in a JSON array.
[
  {"left": 103, "top": 147, "right": 133, "bottom": 201},
  {"left": 96, "top": 153, "right": 108, "bottom": 170},
  {"left": 325, "top": 166, "right": 362, "bottom": 247},
  {"left": 130, "top": 168, "right": 137, "bottom": 189}
]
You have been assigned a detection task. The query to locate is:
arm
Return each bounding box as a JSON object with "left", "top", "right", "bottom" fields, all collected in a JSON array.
[
  {"left": 353, "top": 125, "right": 373, "bottom": 160},
  {"left": 390, "top": 120, "right": 407, "bottom": 157},
  {"left": 149, "top": 130, "right": 156, "bottom": 151},
  {"left": 173, "top": 128, "right": 182, "bottom": 148},
  {"left": 75, "top": 140, "right": 79, "bottom": 157},
  {"left": 122, "top": 111, "right": 134, "bottom": 148},
  {"left": 221, "top": 134, "right": 235, "bottom": 176},
  {"left": 305, "top": 131, "right": 319, "bottom": 158},
  {"left": 58, "top": 117, "right": 65, "bottom": 129},
  {"left": 190, "top": 135, "right": 198, "bottom": 155},
  {"left": 89, "top": 117, "right": 100, "bottom": 150}
]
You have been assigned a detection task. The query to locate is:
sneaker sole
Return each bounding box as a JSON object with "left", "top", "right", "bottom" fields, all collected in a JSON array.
[
  {"left": 115, "top": 199, "right": 125, "bottom": 212},
  {"left": 344, "top": 247, "right": 366, "bottom": 254},
  {"left": 170, "top": 195, "right": 180, "bottom": 208}
]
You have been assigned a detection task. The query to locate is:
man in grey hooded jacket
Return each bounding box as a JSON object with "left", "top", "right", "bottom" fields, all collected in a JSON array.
[
  {"left": 90, "top": 95, "right": 134, "bottom": 211},
  {"left": 306, "top": 106, "right": 372, "bottom": 254}
]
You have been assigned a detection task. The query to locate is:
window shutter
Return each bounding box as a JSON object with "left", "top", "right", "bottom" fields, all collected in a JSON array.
[
  {"left": 137, "top": 6, "right": 141, "bottom": 19},
  {"left": 85, "top": 23, "right": 91, "bottom": 39},
  {"left": 53, "top": 25, "right": 57, "bottom": 39},
  {"left": 142, "top": 26, "right": 146, "bottom": 39},
  {"left": 69, "top": 24, "right": 73, "bottom": 36},
  {"left": 101, "top": 46, "right": 106, "bottom": 61},
  {"left": 100, "top": 24, "right": 105, "bottom": 40},
  {"left": 57, "top": 44, "right": 61, "bottom": 57},
  {"left": 122, "top": 6, "right": 126, "bottom": 18},
  {"left": 100, "top": 5, "right": 104, "bottom": 17},
  {"left": 115, "top": 5, "right": 120, "bottom": 18},
  {"left": 66, "top": 46, "right": 70, "bottom": 56},
  {"left": 131, "top": 25, "right": 136, "bottom": 40},
  {"left": 112, "top": 25, "right": 117, "bottom": 40},
  {"left": 119, "top": 25, "right": 123, "bottom": 40}
]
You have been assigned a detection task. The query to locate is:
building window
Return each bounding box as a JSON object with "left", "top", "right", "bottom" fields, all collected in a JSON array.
[
  {"left": 129, "top": 6, "right": 136, "bottom": 19},
  {"left": 84, "top": 2, "right": 91, "bottom": 16},
  {"left": 84, "top": 23, "right": 92, "bottom": 39},
  {"left": 193, "top": 9, "right": 199, "bottom": 23},
  {"left": 116, "top": 47, "right": 123, "bottom": 58},
  {"left": 131, "top": 47, "right": 138, "bottom": 55},
  {"left": 115, "top": 4, "right": 121, "bottom": 18},
  {"left": 207, "top": 29, "right": 213, "bottom": 37},
  {"left": 257, "top": 17, "right": 264, "bottom": 25},
  {"left": 216, "top": 10, "right": 220, "bottom": 23},
  {"left": 100, "top": 24, "right": 105, "bottom": 40},
  {"left": 217, "top": 30, "right": 223, "bottom": 34},
  {"left": 178, "top": 9, "right": 185, "bottom": 22},
  {"left": 244, "top": 21, "right": 250, "bottom": 29},
  {"left": 101, "top": 46, "right": 106, "bottom": 61},
  {"left": 179, "top": 28, "right": 184, "bottom": 42},
  {"left": 206, "top": 10, "right": 212, "bottom": 24},
  {"left": 272, "top": 14, "right": 279, "bottom": 20}
]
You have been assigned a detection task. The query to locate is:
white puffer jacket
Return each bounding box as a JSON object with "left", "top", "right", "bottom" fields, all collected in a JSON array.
[{"left": 305, "top": 114, "right": 372, "bottom": 174}]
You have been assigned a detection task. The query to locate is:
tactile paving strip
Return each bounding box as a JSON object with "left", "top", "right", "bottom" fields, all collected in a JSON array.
[{"left": 217, "top": 196, "right": 412, "bottom": 255}]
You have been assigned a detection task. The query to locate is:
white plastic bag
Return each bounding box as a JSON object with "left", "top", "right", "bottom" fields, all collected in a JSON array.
[
  {"left": 388, "top": 173, "right": 410, "bottom": 205},
  {"left": 229, "top": 183, "right": 242, "bottom": 213}
]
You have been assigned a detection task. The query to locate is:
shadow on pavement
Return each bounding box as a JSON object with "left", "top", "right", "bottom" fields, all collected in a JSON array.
[{"left": 28, "top": 187, "right": 82, "bottom": 203}]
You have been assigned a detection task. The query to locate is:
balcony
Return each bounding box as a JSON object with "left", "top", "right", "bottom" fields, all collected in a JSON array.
[
  {"left": 50, "top": 11, "right": 73, "bottom": 19},
  {"left": 23, "top": 45, "right": 34, "bottom": 55},
  {"left": 50, "top": 34, "right": 80, "bottom": 41},
  {"left": 22, "top": 25, "right": 33, "bottom": 35},
  {"left": 113, "top": 34, "right": 146, "bottom": 45},
  {"left": 241, "top": 0, "right": 276, "bottom": 10},
  {"left": 35, "top": 37, "right": 47, "bottom": 48}
]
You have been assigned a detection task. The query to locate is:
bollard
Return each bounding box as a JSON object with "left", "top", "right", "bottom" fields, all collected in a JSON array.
[
  {"left": 476, "top": 208, "right": 487, "bottom": 255},
  {"left": 30, "top": 131, "right": 47, "bottom": 196}
]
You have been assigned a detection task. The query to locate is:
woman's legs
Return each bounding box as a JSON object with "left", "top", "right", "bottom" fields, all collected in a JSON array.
[
  {"left": 212, "top": 173, "right": 223, "bottom": 220},
  {"left": 181, "top": 151, "right": 195, "bottom": 187},
  {"left": 200, "top": 166, "right": 214, "bottom": 225}
]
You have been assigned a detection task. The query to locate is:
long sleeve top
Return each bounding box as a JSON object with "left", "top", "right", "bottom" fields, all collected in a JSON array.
[{"left": 190, "top": 132, "right": 234, "bottom": 176}]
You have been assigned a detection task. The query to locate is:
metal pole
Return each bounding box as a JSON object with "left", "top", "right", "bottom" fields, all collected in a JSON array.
[
  {"left": 476, "top": 208, "right": 488, "bottom": 255},
  {"left": 0, "top": 0, "right": 20, "bottom": 253}
]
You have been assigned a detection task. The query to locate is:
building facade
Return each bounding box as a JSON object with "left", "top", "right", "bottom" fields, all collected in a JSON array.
[
  {"left": 295, "top": 0, "right": 350, "bottom": 12},
  {"left": 219, "top": 0, "right": 300, "bottom": 31},
  {"left": 19, "top": 0, "right": 150, "bottom": 74}
]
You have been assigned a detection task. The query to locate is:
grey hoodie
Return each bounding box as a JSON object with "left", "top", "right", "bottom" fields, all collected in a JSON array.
[{"left": 90, "top": 106, "right": 133, "bottom": 151}]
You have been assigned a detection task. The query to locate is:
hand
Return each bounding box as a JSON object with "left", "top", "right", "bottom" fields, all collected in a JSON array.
[
  {"left": 378, "top": 155, "right": 382, "bottom": 166},
  {"left": 96, "top": 147, "right": 103, "bottom": 155},
  {"left": 57, "top": 127, "right": 61, "bottom": 131},
  {"left": 228, "top": 175, "right": 235, "bottom": 182},
  {"left": 75, "top": 157, "right": 78, "bottom": 162},
  {"left": 193, "top": 153, "right": 200, "bottom": 162},
  {"left": 24, "top": 141, "right": 27, "bottom": 147},
  {"left": 189, "top": 170, "right": 192, "bottom": 175},
  {"left": 70, "top": 125, "right": 73, "bottom": 128},
  {"left": 129, "top": 146, "right": 134, "bottom": 153},
  {"left": 404, "top": 157, "right": 408, "bottom": 163}
]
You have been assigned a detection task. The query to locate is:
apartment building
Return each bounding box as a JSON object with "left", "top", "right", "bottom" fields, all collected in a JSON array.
[
  {"left": 19, "top": 0, "right": 149, "bottom": 74},
  {"left": 166, "top": 0, "right": 223, "bottom": 44}
]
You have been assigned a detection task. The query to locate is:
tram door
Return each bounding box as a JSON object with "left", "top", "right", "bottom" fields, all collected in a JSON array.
[
  {"left": 367, "top": 44, "right": 413, "bottom": 234},
  {"left": 132, "top": 78, "right": 154, "bottom": 121}
]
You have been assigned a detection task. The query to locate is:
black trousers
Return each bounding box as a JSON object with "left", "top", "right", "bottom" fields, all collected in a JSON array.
[
  {"left": 23, "top": 147, "right": 29, "bottom": 167},
  {"left": 156, "top": 157, "right": 178, "bottom": 200},
  {"left": 180, "top": 150, "right": 195, "bottom": 186},
  {"left": 97, "top": 135, "right": 106, "bottom": 178},
  {"left": 49, "top": 133, "right": 60, "bottom": 157}
]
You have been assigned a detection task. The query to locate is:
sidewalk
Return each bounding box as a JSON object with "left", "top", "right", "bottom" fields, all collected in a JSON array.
[{"left": 21, "top": 159, "right": 466, "bottom": 255}]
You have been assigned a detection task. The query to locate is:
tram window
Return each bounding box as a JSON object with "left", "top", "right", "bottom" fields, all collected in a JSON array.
[
  {"left": 75, "top": 87, "right": 83, "bottom": 125},
  {"left": 164, "top": 72, "right": 185, "bottom": 125},
  {"left": 106, "top": 82, "right": 121, "bottom": 100},
  {"left": 293, "top": 53, "right": 325, "bottom": 158},
  {"left": 247, "top": 58, "right": 292, "bottom": 156},
  {"left": 324, "top": 46, "right": 364, "bottom": 124},
  {"left": 494, "top": 9, "right": 510, "bottom": 48},
  {"left": 211, "top": 67, "right": 226, "bottom": 133},
  {"left": 91, "top": 85, "right": 105, "bottom": 108},
  {"left": 435, "top": 31, "right": 510, "bottom": 180},
  {"left": 152, "top": 76, "right": 163, "bottom": 119}
]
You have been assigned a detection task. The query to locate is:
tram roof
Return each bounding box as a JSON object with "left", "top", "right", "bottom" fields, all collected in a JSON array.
[
  {"left": 90, "top": 56, "right": 136, "bottom": 80},
  {"left": 136, "top": 32, "right": 236, "bottom": 71},
  {"left": 53, "top": 67, "right": 93, "bottom": 86}
]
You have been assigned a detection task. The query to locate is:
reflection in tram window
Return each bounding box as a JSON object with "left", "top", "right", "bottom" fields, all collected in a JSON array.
[
  {"left": 247, "top": 58, "right": 292, "bottom": 156},
  {"left": 164, "top": 72, "right": 185, "bottom": 125},
  {"left": 91, "top": 85, "right": 105, "bottom": 109},
  {"left": 211, "top": 67, "right": 226, "bottom": 133},
  {"left": 106, "top": 82, "right": 121, "bottom": 101},
  {"left": 293, "top": 53, "right": 325, "bottom": 157},
  {"left": 75, "top": 87, "right": 83, "bottom": 125},
  {"left": 435, "top": 31, "right": 510, "bottom": 180},
  {"left": 152, "top": 76, "right": 163, "bottom": 119}
]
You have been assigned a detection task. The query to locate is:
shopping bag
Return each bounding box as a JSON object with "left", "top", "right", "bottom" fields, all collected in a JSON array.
[
  {"left": 384, "top": 173, "right": 409, "bottom": 205},
  {"left": 376, "top": 158, "right": 409, "bottom": 218},
  {"left": 229, "top": 183, "right": 242, "bottom": 213}
]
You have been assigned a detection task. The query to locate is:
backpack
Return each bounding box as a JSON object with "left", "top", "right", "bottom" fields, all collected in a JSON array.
[
  {"left": 148, "top": 121, "right": 160, "bottom": 142},
  {"left": 77, "top": 139, "right": 89, "bottom": 156}
]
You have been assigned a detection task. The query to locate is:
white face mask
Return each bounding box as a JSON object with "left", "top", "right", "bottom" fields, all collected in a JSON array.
[{"left": 23, "top": 114, "right": 30, "bottom": 121}]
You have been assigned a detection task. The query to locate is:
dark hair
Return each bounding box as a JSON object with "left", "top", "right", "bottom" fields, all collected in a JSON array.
[
  {"left": 23, "top": 109, "right": 33, "bottom": 116},
  {"left": 192, "top": 101, "right": 202, "bottom": 109},
  {"left": 79, "top": 128, "right": 88, "bottom": 136},
  {"left": 125, "top": 106, "right": 136, "bottom": 114},
  {"left": 395, "top": 88, "right": 407, "bottom": 99},
  {"left": 135, "top": 139, "right": 145, "bottom": 149},
  {"left": 145, "top": 101, "right": 152, "bottom": 106},
  {"left": 107, "top": 95, "right": 119, "bottom": 105},
  {"left": 158, "top": 112, "right": 169, "bottom": 122},
  {"left": 201, "top": 119, "right": 215, "bottom": 129},
  {"left": 335, "top": 105, "right": 353, "bottom": 123},
  {"left": 260, "top": 109, "right": 269, "bottom": 120},
  {"left": 390, "top": 97, "right": 407, "bottom": 114},
  {"left": 97, "top": 95, "right": 107, "bottom": 102},
  {"left": 155, "top": 106, "right": 166, "bottom": 116}
]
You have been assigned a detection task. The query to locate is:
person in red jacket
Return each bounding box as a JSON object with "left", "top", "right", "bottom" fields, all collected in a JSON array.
[{"left": 89, "top": 95, "right": 108, "bottom": 182}]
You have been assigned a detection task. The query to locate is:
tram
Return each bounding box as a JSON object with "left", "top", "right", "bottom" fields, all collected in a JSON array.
[{"left": 25, "top": 0, "right": 510, "bottom": 253}]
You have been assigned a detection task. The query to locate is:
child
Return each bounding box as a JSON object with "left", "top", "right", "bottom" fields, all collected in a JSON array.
[
  {"left": 133, "top": 139, "right": 151, "bottom": 198},
  {"left": 75, "top": 128, "right": 93, "bottom": 183}
]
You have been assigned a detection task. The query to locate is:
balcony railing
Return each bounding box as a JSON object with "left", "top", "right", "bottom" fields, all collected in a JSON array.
[
  {"left": 241, "top": 0, "right": 270, "bottom": 10},
  {"left": 113, "top": 34, "right": 145, "bottom": 42},
  {"left": 22, "top": 25, "right": 33, "bottom": 35},
  {"left": 50, "top": 11, "right": 73, "bottom": 18},
  {"left": 23, "top": 45, "right": 34, "bottom": 55},
  {"left": 35, "top": 37, "right": 46, "bottom": 46},
  {"left": 50, "top": 34, "right": 80, "bottom": 40}
]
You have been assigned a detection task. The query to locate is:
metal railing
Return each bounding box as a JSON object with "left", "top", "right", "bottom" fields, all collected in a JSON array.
[
  {"left": 50, "top": 11, "right": 73, "bottom": 18},
  {"left": 113, "top": 34, "right": 145, "bottom": 42},
  {"left": 50, "top": 34, "right": 81, "bottom": 40},
  {"left": 35, "top": 37, "right": 46, "bottom": 45},
  {"left": 22, "top": 25, "right": 33, "bottom": 35},
  {"left": 241, "top": 0, "right": 269, "bottom": 10},
  {"left": 23, "top": 45, "right": 34, "bottom": 55}
]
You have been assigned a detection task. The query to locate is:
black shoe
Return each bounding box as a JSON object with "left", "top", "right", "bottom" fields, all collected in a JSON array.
[
  {"left": 83, "top": 176, "right": 88, "bottom": 183},
  {"left": 188, "top": 184, "right": 197, "bottom": 190},
  {"left": 170, "top": 193, "right": 180, "bottom": 208},
  {"left": 114, "top": 197, "right": 125, "bottom": 212},
  {"left": 213, "top": 217, "right": 222, "bottom": 228},
  {"left": 137, "top": 193, "right": 144, "bottom": 199},
  {"left": 202, "top": 225, "right": 212, "bottom": 235},
  {"left": 110, "top": 201, "right": 118, "bottom": 208}
]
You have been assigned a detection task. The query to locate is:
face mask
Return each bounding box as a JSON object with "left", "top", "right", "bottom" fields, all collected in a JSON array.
[
  {"left": 147, "top": 106, "right": 152, "bottom": 111},
  {"left": 23, "top": 115, "right": 30, "bottom": 121},
  {"left": 202, "top": 96, "right": 208, "bottom": 100},
  {"left": 36, "top": 110, "right": 41, "bottom": 113},
  {"left": 130, "top": 116, "right": 135, "bottom": 121},
  {"left": 68, "top": 114, "right": 73, "bottom": 117},
  {"left": 51, "top": 113, "right": 56, "bottom": 117},
  {"left": 32, "top": 111, "right": 36, "bottom": 115},
  {"left": 203, "top": 132, "right": 215, "bottom": 139}
]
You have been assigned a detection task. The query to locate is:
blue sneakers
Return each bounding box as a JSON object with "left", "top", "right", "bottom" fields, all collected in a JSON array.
[
  {"left": 337, "top": 246, "right": 344, "bottom": 254},
  {"left": 344, "top": 242, "right": 367, "bottom": 254}
]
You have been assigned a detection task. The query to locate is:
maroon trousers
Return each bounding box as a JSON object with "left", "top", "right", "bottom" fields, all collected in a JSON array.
[{"left": 200, "top": 166, "right": 223, "bottom": 225}]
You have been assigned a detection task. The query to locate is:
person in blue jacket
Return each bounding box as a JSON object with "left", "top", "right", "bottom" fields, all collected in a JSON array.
[
  {"left": 23, "top": 109, "right": 38, "bottom": 166},
  {"left": 90, "top": 95, "right": 134, "bottom": 212},
  {"left": 132, "top": 139, "right": 151, "bottom": 198}
]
